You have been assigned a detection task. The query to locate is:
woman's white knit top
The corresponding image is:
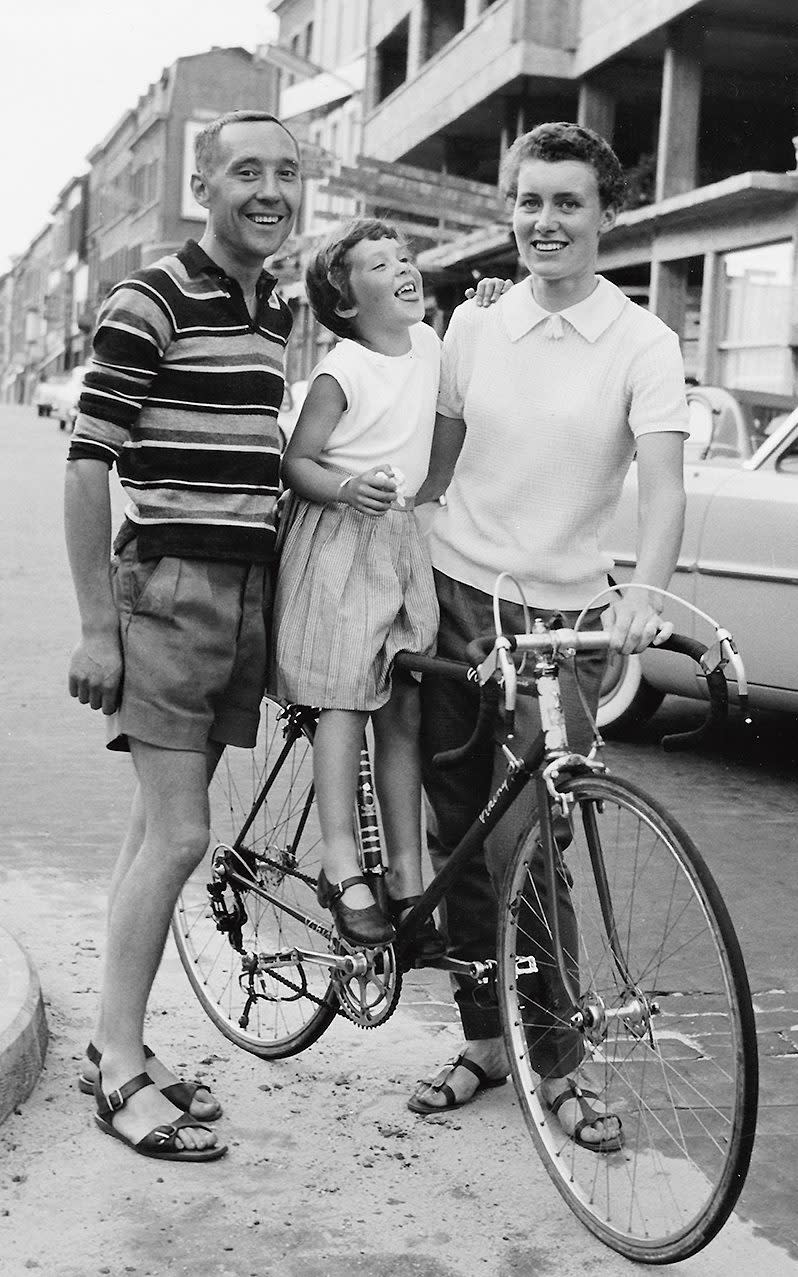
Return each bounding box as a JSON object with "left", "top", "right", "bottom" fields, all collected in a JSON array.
[{"left": 424, "top": 275, "right": 688, "bottom": 609}]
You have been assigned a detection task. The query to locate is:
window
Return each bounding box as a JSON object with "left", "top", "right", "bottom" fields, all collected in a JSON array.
[
  {"left": 375, "top": 17, "right": 409, "bottom": 103},
  {"left": 718, "top": 241, "right": 793, "bottom": 394},
  {"left": 421, "top": 0, "right": 466, "bottom": 63}
]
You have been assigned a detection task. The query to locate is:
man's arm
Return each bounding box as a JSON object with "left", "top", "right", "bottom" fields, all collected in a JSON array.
[
  {"left": 64, "top": 277, "right": 172, "bottom": 711},
  {"left": 603, "top": 431, "right": 686, "bottom": 654},
  {"left": 64, "top": 458, "right": 123, "bottom": 714},
  {"left": 415, "top": 412, "right": 466, "bottom": 504}
]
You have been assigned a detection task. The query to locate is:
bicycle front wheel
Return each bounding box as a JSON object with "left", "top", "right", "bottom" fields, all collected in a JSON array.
[
  {"left": 498, "top": 772, "right": 758, "bottom": 1264},
  {"left": 172, "top": 696, "right": 338, "bottom": 1059}
]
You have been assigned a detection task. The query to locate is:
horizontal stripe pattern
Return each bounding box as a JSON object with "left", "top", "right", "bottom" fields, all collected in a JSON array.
[{"left": 68, "top": 239, "right": 292, "bottom": 562}]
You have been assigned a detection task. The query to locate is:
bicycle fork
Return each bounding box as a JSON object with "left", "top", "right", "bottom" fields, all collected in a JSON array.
[{"left": 536, "top": 772, "right": 658, "bottom": 1044}]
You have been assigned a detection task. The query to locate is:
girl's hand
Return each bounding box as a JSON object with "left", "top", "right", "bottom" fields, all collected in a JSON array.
[
  {"left": 466, "top": 277, "right": 512, "bottom": 306},
  {"left": 339, "top": 466, "right": 397, "bottom": 516}
]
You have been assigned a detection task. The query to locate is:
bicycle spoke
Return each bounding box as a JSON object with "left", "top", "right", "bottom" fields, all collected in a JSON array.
[
  {"left": 499, "top": 773, "right": 757, "bottom": 1263},
  {"left": 172, "top": 697, "right": 338, "bottom": 1058}
]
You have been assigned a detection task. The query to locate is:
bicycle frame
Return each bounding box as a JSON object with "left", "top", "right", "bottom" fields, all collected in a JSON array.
[
  {"left": 216, "top": 644, "right": 613, "bottom": 1010},
  {"left": 219, "top": 626, "right": 736, "bottom": 1001},
  {"left": 391, "top": 647, "right": 607, "bottom": 1004},
  {"left": 175, "top": 617, "right": 757, "bottom": 1263}
]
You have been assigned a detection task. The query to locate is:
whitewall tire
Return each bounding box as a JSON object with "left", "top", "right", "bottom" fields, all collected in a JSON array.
[{"left": 597, "top": 650, "right": 664, "bottom": 735}]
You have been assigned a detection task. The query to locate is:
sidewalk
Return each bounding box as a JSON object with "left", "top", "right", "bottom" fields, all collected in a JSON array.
[{"left": 0, "top": 925, "right": 47, "bottom": 1124}]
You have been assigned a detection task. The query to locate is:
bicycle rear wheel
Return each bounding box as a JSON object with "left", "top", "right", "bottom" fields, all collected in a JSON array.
[
  {"left": 498, "top": 772, "right": 757, "bottom": 1264},
  {"left": 172, "top": 696, "right": 338, "bottom": 1059}
]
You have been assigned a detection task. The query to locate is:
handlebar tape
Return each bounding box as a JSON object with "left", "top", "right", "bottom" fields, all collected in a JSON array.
[
  {"left": 432, "top": 681, "right": 501, "bottom": 771},
  {"left": 649, "top": 634, "right": 729, "bottom": 751}
]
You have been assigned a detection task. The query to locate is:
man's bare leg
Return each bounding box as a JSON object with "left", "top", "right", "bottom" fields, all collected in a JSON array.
[
  {"left": 82, "top": 747, "right": 223, "bottom": 1117},
  {"left": 91, "top": 740, "right": 220, "bottom": 1151}
]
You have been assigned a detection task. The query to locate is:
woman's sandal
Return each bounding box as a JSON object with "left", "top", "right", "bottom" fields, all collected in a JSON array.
[
  {"left": 78, "top": 1041, "right": 222, "bottom": 1121},
  {"left": 94, "top": 1072, "right": 227, "bottom": 1162},
  {"left": 407, "top": 1052, "right": 508, "bottom": 1114},
  {"left": 387, "top": 895, "right": 446, "bottom": 964},
  {"left": 544, "top": 1078, "right": 624, "bottom": 1153},
  {"left": 317, "top": 870, "right": 395, "bottom": 946}
]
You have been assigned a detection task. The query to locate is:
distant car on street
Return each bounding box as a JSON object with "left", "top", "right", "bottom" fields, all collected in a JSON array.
[
  {"left": 599, "top": 389, "right": 798, "bottom": 733},
  {"left": 33, "top": 378, "right": 59, "bottom": 417},
  {"left": 49, "top": 364, "right": 88, "bottom": 431}
]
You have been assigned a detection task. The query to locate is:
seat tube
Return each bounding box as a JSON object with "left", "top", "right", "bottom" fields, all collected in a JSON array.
[{"left": 355, "top": 741, "right": 387, "bottom": 909}]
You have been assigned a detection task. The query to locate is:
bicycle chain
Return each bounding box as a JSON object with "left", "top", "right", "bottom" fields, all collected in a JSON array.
[
  {"left": 226, "top": 854, "right": 403, "bottom": 1029},
  {"left": 228, "top": 868, "right": 400, "bottom": 1026},
  {"left": 240, "top": 950, "right": 403, "bottom": 1029}
]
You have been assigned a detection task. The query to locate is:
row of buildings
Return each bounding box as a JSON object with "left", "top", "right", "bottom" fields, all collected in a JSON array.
[
  {"left": 3, "top": 0, "right": 798, "bottom": 419},
  {"left": 0, "top": 47, "right": 280, "bottom": 403}
]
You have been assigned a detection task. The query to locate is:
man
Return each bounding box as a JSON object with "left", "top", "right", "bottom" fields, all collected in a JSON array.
[{"left": 65, "top": 110, "right": 302, "bottom": 1161}]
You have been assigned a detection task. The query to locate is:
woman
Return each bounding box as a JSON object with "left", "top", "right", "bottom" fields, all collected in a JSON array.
[{"left": 411, "top": 122, "right": 687, "bottom": 1149}]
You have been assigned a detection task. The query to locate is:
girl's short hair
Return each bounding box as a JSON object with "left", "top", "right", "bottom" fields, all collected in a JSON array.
[
  {"left": 305, "top": 218, "right": 406, "bottom": 339},
  {"left": 499, "top": 121, "right": 627, "bottom": 210}
]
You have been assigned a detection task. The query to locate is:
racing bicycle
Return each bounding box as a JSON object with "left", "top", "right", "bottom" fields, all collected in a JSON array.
[{"left": 171, "top": 596, "right": 758, "bottom": 1265}]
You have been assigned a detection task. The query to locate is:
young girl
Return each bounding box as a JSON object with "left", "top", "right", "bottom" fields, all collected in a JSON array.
[{"left": 273, "top": 218, "right": 504, "bottom": 955}]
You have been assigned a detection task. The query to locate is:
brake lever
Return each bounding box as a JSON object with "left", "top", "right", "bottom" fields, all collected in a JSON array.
[
  {"left": 477, "top": 637, "right": 517, "bottom": 742},
  {"left": 498, "top": 646, "right": 517, "bottom": 742},
  {"left": 700, "top": 628, "right": 747, "bottom": 692}
]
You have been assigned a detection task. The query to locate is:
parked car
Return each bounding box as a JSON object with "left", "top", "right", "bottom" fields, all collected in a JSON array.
[
  {"left": 682, "top": 383, "right": 792, "bottom": 465},
  {"left": 49, "top": 364, "right": 88, "bottom": 431},
  {"left": 599, "top": 390, "right": 798, "bottom": 733},
  {"left": 33, "top": 378, "right": 60, "bottom": 417}
]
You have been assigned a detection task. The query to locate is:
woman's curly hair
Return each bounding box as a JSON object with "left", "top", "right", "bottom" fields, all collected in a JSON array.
[{"left": 499, "top": 121, "right": 627, "bottom": 211}]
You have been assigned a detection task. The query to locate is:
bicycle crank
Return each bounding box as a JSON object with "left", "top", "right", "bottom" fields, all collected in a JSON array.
[{"left": 330, "top": 939, "right": 402, "bottom": 1028}]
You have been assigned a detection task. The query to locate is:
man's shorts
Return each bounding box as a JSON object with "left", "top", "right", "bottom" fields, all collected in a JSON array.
[{"left": 106, "top": 540, "right": 272, "bottom": 753}]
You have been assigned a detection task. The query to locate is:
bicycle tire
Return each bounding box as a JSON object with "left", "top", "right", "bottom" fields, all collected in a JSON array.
[
  {"left": 171, "top": 695, "right": 338, "bottom": 1059},
  {"left": 498, "top": 772, "right": 758, "bottom": 1264}
]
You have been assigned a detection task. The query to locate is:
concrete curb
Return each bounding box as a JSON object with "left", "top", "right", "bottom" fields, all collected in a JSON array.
[{"left": 0, "top": 926, "right": 48, "bottom": 1124}]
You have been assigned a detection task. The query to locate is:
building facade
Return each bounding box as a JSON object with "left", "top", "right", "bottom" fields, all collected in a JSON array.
[
  {"left": 4, "top": 6, "right": 797, "bottom": 408},
  {"left": 46, "top": 175, "right": 90, "bottom": 379},
  {"left": 1, "top": 47, "right": 279, "bottom": 402},
  {"left": 361, "top": 0, "right": 798, "bottom": 406},
  {"left": 267, "top": 0, "right": 369, "bottom": 381},
  {"left": 85, "top": 47, "right": 280, "bottom": 332},
  {"left": 5, "top": 225, "right": 53, "bottom": 404}
]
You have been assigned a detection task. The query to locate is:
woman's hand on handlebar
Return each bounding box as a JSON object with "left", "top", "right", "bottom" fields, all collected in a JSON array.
[{"left": 602, "top": 592, "right": 674, "bottom": 655}]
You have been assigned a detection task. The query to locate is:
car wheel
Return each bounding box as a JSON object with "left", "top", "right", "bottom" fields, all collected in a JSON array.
[{"left": 596, "top": 650, "right": 664, "bottom": 736}]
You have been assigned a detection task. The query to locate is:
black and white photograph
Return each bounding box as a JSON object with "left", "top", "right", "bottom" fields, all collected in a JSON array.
[{"left": 1, "top": 2, "right": 796, "bottom": 1273}]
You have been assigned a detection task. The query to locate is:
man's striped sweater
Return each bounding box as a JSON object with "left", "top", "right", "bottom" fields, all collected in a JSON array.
[{"left": 68, "top": 239, "right": 293, "bottom": 563}]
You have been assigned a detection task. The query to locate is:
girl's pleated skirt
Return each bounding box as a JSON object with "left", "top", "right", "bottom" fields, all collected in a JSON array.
[{"left": 273, "top": 497, "right": 439, "bottom": 711}]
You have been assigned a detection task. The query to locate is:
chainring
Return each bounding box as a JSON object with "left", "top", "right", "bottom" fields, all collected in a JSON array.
[{"left": 331, "top": 939, "right": 402, "bottom": 1028}]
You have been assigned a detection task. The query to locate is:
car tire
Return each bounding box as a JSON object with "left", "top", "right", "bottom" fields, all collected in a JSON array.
[{"left": 596, "top": 650, "right": 664, "bottom": 736}]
